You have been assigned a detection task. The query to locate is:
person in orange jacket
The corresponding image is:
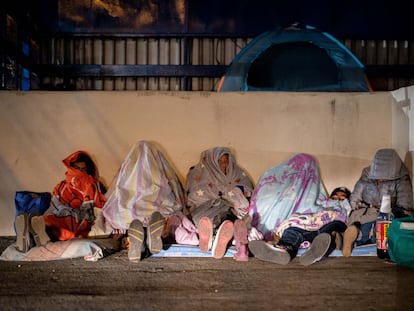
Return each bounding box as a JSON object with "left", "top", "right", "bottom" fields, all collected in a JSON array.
[
  {"left": 42, "top": 150, "right": 107, "bottom": 241},
  {"left": 15, "top": 150, "right": 107, "bottom": 252}
]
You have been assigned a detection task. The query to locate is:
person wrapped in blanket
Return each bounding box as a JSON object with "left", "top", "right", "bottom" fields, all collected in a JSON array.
[
  {"left": 186, "top": 147, "right": 254, "bottom": 261},
  {"left": 14, "top": 150, "right": 107, "bottom": 253},
  {"left": 248, "top": 153, "right": 352, "bottom": 266},
  {"left": 95, "top": 141, "right": 186, "bottom": 262},
  {"left": 44, "top": 151, "right": 107, "bottom": 242},
  {"left": 341, "top": 148, "right": 413, "bottom": 257}
]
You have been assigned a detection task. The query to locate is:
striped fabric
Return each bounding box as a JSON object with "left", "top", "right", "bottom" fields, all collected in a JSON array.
[{"left": 101, "top": 141, "right": 185, "bottom": 232}]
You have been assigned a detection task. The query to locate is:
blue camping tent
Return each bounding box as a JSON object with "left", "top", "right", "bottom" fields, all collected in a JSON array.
[{"left": 217, "top": 25, "right": 371, "bottom": 92}]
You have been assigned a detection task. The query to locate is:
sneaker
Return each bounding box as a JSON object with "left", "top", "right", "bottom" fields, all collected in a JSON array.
[
  {"left": 15, "top": 213, "right": 31, "bottom": 252},
  {"left": 342, "top": 225, "right": 359, "bottom": 257},
  {"left": 299, "top": 233, "right": 331, "bottom": 266},
  {"left": 29, "top": 215, "right": 50, "bottom": 247},
  {"left": 211, "top": 220, "right": 234, "bottom": 259},
  {"left": 147, "top": 212, "right": 165, "bottom": 254},
  {"left": 128, "top": 219, "right": 145, "bottom": 262},
  {"left": 248, "top": 240, "right": 291, "bottom": 265},
  {"left": 198, "top": 217, "right": 213, "bottom": 252}
]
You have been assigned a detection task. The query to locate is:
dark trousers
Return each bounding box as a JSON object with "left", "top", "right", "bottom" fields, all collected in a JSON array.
[{"left": 279, "top": 220, "right": 347, "bottom": 258}]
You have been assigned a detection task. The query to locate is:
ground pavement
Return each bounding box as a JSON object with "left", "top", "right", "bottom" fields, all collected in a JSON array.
[{"left": 0, "top": 236, "right": 413, "bottom": 311}]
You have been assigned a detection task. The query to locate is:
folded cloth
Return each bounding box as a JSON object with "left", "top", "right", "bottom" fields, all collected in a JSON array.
[{"left": 0, "top": 238, "right": 120, "bottom": 262}]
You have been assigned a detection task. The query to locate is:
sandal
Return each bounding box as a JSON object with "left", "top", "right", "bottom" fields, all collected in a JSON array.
[
  {"left": 15, "top": 213, "right": 31, "bottom": 252},
  {"left": 147, "top": 212, "right": 164, "bottom": 254},
  {"left": 128, "top": 219, "right": 145, "bottom": 262},
  {"left": 29, "top": 215, "right": 50, "bottom": 247}
]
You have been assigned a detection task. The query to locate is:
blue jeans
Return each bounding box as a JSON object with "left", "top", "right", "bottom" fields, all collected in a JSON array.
[
  {"left": 279, "top": 220, "right": 347, "bottom": 258},
  {"left": 354, "top": 221, "right": 376, "bottom": 246}
]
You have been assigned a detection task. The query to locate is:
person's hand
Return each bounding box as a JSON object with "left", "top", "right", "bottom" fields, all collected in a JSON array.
[{"left": 355, "top": 201, "right": 370, "bottom": 209}]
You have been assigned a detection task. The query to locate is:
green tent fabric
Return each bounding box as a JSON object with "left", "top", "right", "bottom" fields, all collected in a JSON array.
[{"left": 218, "top": 25, "right": 370, "bottom": 92}]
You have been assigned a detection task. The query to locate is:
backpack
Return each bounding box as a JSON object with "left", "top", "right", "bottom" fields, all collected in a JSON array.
[
  {"left": 388, "top": 215, "right": 414, "bottom": 269},
  {"left": 14, "top": 191, "right": 52, "bottom": 232}
]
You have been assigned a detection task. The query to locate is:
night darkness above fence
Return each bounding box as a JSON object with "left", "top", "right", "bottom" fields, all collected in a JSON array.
[
  {"left": 11, "top": 0, "right": 414, "bottom": 39},
  {"left": 1, "top": 0, "right": 413, "bottom": 91}
]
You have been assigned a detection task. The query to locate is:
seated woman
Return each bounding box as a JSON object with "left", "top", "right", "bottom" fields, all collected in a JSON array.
[
  {"left": 98, "top": 140, "right": 186, "bottom": 262},
  {"left": 15, "top": 150, "right": 108, "bottom": 251},
  {"left": 186, "top": 147, "right": 254, "bottom": 260},
  {"left": 342, "top": 148, "right": 413, "bottom": 256},
  {"left": 249, "top": 186, "right": 351, "bottom": 266}
]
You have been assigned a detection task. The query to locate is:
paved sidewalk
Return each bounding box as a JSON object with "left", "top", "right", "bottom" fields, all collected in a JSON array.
[{"left": 0, "top": 236, "right": 413, "bottom": 310}]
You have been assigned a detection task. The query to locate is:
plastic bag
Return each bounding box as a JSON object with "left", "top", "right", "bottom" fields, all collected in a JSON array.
[{"left": 388, "top": 215, "right": 414, "bottom": 268}]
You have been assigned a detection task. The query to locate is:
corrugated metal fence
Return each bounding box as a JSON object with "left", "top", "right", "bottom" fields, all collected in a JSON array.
[
  {"left": 342, "top": 39, "right": 414, "bottom": 91},
  {"left": 37, "top": 35, "right": 413, "bottom": 91}
]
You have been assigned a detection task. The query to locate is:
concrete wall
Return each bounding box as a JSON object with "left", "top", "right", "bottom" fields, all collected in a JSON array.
[
  {"left": 0, "top": 89, "right": 411, "bottom": 236},
  {"left": 391, "top": 85, "right": 414, "bottom": 181}
]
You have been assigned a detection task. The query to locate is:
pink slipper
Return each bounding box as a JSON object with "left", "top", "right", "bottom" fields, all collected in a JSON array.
[
  {"left": 212, "top": 220, "right": 234, "bottom": 259},
  {"left": 198, "top": 217, "right": 213, "bottom": 252},
  {"left": 233, "top": 219, "right": 249, "bottom": 261},
  {"left": 233, "top": 219, "right": 248, "bottom": 244}
]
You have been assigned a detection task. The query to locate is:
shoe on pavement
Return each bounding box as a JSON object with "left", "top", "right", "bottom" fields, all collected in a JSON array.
[
  {"left": 30, "top": 215, "right": 50, "bottom": 247},
  {"left": 332, "top": 231, "right": 343, "bottom": 250},
  {"left": 128, "top": 219, "right": 145, "bottom": 262},
  {"left": 342, "top": 225, "right": 359, "bottom": 257},
  {"left": 299, "top": 233, "right": 332, "bottom": 266},
  {"left": 211, "top": 220, "right": 234, "bottom": 259},
  {"left": 15, "top": 213, "right": 31, "bottom": 252},
  {"left": 248, "top": 240, "right": 291, "bottom": 265},
  {"left": 233, "top": 219, "right": 249, "bottom": 261},
  {"left": 147, "top": 212, "right": 165, "bottom": 254},
  {"left": 198, "top": 217, "right": 213, "bottom": 252}
]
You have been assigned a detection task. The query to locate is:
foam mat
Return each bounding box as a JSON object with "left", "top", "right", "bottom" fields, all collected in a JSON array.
[{"left": 153, "top": 243, "right": 377, "bottom": 257}]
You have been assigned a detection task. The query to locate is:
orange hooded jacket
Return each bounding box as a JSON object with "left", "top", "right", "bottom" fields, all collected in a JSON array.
[{"left": 44, "top": 151, "right": 106, "bottom": 240}]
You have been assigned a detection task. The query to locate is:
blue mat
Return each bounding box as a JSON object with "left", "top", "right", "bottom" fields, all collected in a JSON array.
[
  {"left": 154, "top": 244, "right": 236, "bottom": 257},
  {"left": 153, "top": 244, "right": 377, "bottom": 257},
  {"left": 299, "top": 244, "right": 377, "bottom": 257}
]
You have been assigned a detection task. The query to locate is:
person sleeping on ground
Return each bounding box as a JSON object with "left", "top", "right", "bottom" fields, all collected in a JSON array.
[
  {"left": 185, "top": 146, "right": 254, "bottom": 261},
  {"left": 247, "top": 153, "right": 351, "bottom": 266}
]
